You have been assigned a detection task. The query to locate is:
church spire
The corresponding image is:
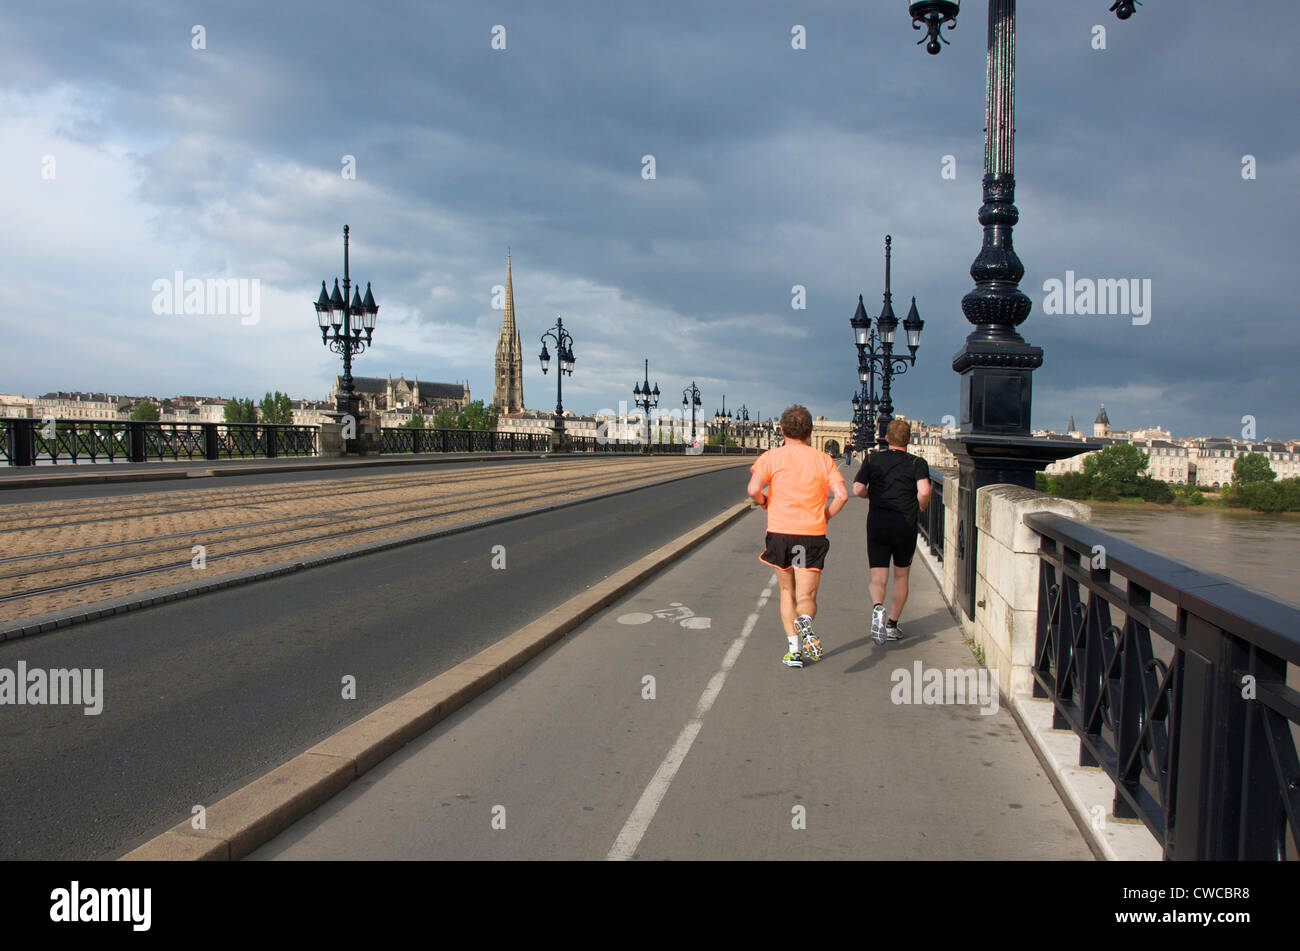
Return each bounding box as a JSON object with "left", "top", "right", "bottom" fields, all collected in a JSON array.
[
  {"left": 492, "top": 252, "right": 524, "bottom": 414},
  {"left": 503, "top": 252, "right": 516, "bottom": 337}
]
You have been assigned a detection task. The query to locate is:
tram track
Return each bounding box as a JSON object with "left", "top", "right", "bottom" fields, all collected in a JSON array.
[{"left": 0, "top": 457, "right": 747, "bottom": 624}]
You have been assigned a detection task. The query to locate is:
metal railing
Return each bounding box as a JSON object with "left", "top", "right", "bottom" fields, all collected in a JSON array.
[
  {"left": 2, "top": 418, "right": 317, "bottom": 465},
  {"left": 918, "top": 469, "right": 946, "bottom": 562},
  {"left": 379, "top": 428, "right": 550, "bottom": 454},
  {"left": 2, "top": 417, "right": 769, "bottom": 465},
  {"left": 563, "top": 436, "right": 763, "bottom": 455},
  {"left": 1025, "top": 511, "right": 1300, "bottom": 860}
]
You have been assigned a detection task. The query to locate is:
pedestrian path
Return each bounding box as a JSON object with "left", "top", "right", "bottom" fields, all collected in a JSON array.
[{"left": 250, "top": 502, "right": 1093, "bottom": 860}]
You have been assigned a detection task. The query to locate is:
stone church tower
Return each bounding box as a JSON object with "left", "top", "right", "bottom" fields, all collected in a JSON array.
[
  {"left": 1093, "top": 403, "right": 1111, "bottom": 438},
  {"left": 491, "top": 254, "right": 524, "bottom": 414}
]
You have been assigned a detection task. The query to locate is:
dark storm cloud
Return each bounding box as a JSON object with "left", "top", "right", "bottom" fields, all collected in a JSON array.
[{"left": 1, "top": 1, "right": 1297, "bottom": 438}]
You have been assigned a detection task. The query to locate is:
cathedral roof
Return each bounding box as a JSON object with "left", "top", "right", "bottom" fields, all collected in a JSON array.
[
  {"left": 339, "top": 376, "right": 464, "bottom": 399},
  {"left": 1094, "top": 404, "right": 1110, "bottom": 425}
]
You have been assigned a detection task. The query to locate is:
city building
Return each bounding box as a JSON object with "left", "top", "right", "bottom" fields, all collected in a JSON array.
[{"left": 330, "top": 375, "right": 470, "bottom": 419}]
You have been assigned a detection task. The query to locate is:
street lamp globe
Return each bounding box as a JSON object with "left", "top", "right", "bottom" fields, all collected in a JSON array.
[
  {"left": 904, "top": 296, "right": 924, "bottom": 355},
  {"left": 851, "top": 295, "right": 871, "bottom": 347}
]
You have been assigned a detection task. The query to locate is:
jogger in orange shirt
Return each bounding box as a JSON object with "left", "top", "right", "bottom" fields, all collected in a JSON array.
[{"left": 746, "top": 405, "right": 849, "bottom": 667}]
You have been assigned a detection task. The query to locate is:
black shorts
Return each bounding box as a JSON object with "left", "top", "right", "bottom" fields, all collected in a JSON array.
[
  {"left": 867, "top": 508, "right": 917, "bottom": 568},
  {"left": 759, "top": 532, "right": 830, "bottom": 571}
]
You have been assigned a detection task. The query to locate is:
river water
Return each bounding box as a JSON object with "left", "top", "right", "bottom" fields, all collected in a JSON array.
[{"left": 1086, "top": 504, "right": 1300, "bottom": 611}]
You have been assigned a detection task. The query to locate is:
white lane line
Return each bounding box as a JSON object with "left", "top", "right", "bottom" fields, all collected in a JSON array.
[{"left": 606, "top": 576, "right": 775, "bottom": 861}]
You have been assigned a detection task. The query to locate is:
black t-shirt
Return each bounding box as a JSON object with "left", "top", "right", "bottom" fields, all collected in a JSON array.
[{"left": 854, "top": 449, "right": 929, "bottom": 523}]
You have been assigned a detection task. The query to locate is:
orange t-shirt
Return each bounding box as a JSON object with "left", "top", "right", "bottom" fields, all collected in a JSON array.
[{"left": 750, "top": 442, "right": 845, "bottom": 536}]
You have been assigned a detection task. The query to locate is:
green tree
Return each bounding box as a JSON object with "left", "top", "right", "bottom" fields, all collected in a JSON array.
[
  {"left": 456, "top": 400, "right": 499, "bottom": 431},
  {"left": 1233, "top": 452, "right": 1276, "bottom": 485},
  {"left": 1135, "top": 478, "right": 1174, "bottom": 503},
  {"left": 431, "top": 408, "right": 458, "bottom": 430},
  {"left": 224, "top": 397, "right": 257, "bottom": 424},
  {"left": 130, "top": 401, "right": 160, "bottom": 421},
  {"left": 1051, "top": 471, "right": 1094, "bottom": 500},
  {"left": 259, "top": 391, "right": 294, "bottom": 424},
  {"left": 403, "top": 411, "right": 426, "bottom": 429},
  {"left": 1172, "top": 484, "right": 1206, "bottom": 507},
  {"left": 1082, "top": 445, "right": 1148, "bottom": 493}
]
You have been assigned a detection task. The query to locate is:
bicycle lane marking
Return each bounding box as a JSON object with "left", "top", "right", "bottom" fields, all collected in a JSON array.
[{"left": 606, "top": 574, "right": 776, "bottom": 861}]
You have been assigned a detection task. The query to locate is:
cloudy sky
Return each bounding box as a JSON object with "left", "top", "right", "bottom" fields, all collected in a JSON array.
[{"left": 3, "top": 1, "right": 1297, "bottom": 440}]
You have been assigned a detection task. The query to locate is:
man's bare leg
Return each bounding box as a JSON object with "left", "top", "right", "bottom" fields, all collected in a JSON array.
[
  {"left": 868, "top": 566, "right": 889, "bottom": 608},
  {"left": 890, "top": 565, "right": 910, "bottom": 624},
  {"left": 794, "top": 567, "right": 821, "bottom": 621},
  {"left": 774, "top": 567, "right": 797, "bottom": 638}
]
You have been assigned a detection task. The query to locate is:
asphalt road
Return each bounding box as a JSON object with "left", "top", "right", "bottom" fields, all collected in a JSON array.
[{"left": 0, "top": 462, "right": 749, "bottom": 860}]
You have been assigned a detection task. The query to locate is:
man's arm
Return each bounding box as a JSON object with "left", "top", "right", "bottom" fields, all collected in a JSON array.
[
  {"left": 747, "top": 470, "right": 768, "bottom": 507},
  {"left": 826, "top": 479, "right": 850, "bottom": 519},
  {"left": 852, "top": 480, "right": 869, "bottom": 499},
  {"left": 917, "top": 478, "right": 932, "bottom": 513}
]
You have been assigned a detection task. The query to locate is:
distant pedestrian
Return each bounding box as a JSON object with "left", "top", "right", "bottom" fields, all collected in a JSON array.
[
  {"left": 852, "top": 419, "right": 931, "bottom": 644},
  {"left": 747, "top": 405, "right": 849, "bottom": 668}
]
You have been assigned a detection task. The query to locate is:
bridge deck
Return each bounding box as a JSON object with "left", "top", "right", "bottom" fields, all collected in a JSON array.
[{"left": 249, "top": 492, "right": 1093, "bottom": 861}]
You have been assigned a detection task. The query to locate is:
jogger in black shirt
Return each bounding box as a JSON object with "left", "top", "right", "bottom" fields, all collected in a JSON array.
[{"left": 852, "top": 420, "right": 931, "bottom": 644}]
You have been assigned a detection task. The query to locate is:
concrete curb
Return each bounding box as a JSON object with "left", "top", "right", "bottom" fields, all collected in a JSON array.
[
  {"left": 1, "top": 460, "right": 751, "bottom": 642},
  {"left": 915, "top": 520, "right": 1160, "bottom": 861},
  {"left": 118, "top": 501, "right": 756, "bottom": 860},
  {"left": 1008, "top": 695, "right": 1163, "bottom": 861}
]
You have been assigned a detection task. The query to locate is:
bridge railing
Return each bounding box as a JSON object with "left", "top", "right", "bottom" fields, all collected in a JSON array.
[
  {"left": 2, "top": 418, "right": 318, "bottom": 465},
  {"left": 563, "top": 436, "right": 763, "bottom": 455},
  {"left": 379, "top": 428, "right": 551, "bottom": 454},
  {"left": 1024, "top": 511, "right": 1299, "bottom": 860},
  {"left": 918, "top": 469, "right": 947, "bottom": 562}
]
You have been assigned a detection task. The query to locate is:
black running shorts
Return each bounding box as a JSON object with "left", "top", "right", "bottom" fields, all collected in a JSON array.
[
  {"left": 866, "top": 507, "right": 917, "bottom": 569},
  {"left": 760, "top": 532, "right": 830, "bottom": 571}
]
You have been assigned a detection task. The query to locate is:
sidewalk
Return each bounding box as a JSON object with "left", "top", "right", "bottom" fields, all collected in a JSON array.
[{"left": 249, "top": 501, "right": 1093, "bottom": 860}]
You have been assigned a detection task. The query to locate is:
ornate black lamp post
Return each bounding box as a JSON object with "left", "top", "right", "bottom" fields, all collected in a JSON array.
[
  {"left": 682, "top": 382, "right": 703, "bottom": 443},
  {"left": 735, "top": 404, "right": 751, "bottom": 449},
  {"left": 713, "top": 396, "right": 732, "bottom": 454},
  {"left": 905, "top": 0, "right": 1136, "bottom": 617},
  {"left": 632, "top": 359, "right": 659, "bottom": 452},
  {"left": 850, "top": 315, "right": 878, "bottom": 454},
  {"left": 539, "top": 315, "right": 574, "bottom": 451},
  {"left": 314, "top": 225, "right": 379, "bottom": 425},
  {"left": 851, "top": 236, "right": 923, "bottom": 452}
]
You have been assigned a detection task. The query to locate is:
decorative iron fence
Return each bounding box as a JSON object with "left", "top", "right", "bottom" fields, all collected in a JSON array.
[
  {"left": 3, "top": 418, "right": 768, "bottom": 465},
  {"left": 561, "top": 436, "right": 761, "bottom": 455},
  {"left": 1, "top": 418, "right": 318, "bottom": 465},
  {"left": 918, "top": 469, "right": 947, "bottom": 562},
  {"left": 379, "top": 428, "right": 551, "bottom": 454},
  {"left": 1025, "top": 511, "right": 1300, "bottom": 860}
]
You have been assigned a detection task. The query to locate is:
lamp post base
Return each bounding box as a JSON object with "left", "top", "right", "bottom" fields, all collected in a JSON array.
[{"left": 943, "top": 433, "right": 1092, "bottom": 621}]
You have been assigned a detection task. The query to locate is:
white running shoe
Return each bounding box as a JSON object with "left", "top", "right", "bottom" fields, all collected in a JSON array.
[{"left": 871, "top": 604, "right": 887, "bottom": 645}]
